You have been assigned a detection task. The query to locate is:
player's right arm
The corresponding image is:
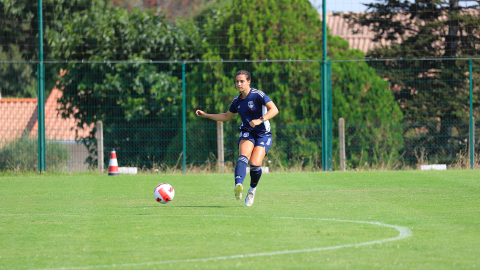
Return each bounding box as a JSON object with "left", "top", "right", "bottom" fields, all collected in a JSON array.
[{"left": 195, "top": 110, "right": 235, "bottom": 122}]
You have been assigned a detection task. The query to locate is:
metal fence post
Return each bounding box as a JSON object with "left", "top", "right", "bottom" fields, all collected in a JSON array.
[
  {"left": 470, "top": 117, "right": 475, "bottom": 168},
  {"left": 322, "top": 61, "right": 332, "bottom": 171},
  {"left": 321, "top": 0, "right": 332, "bottom": 171},
  {"left": 37, "top": 63, "right": 46, "bottom": 172},
  {"left": 182, "top": 62, "right": 187, "bottom": 174},
  {"left": 327, "top": 61, "right": 332, "bottom": 169},
  {"left": 37, "top": 0, "right": 45, "bottom": 172},
  {"left": 469, "top": 59, "right": 474, "bottom": 169}
]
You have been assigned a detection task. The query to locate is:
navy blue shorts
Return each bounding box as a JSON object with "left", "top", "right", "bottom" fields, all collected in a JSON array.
[{"left": 237, "top": 131, "right": 273, "bottom": 154}]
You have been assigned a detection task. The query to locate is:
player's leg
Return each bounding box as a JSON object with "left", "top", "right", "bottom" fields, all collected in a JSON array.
[
  {"left": 249, "top": 136, "right": 271, "bottom": 187},
  {"left": 234, "top": 139, "right": 254, "bottom": 200},
  {"left": 249, "top": 145, "right": 267, "bottom": 185},
  {"left": 245, "top": 137, "right": 272, "bottom": 206}
]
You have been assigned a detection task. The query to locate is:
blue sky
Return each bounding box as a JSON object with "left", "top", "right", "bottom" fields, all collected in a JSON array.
[
  {"left": 309, "top": 0, "right": 370, "bottom": 12},
  {"left": 310, "top": 0, "right": 479, "bottom": 13}
]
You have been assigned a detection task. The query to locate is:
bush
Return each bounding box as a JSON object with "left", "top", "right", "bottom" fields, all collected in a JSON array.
[{"left": 0, "top": 136, "right": 69, "bottom": 172}]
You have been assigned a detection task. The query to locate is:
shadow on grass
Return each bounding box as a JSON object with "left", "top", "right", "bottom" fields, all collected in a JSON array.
[{"left": 132, "top": 205, "right": 235, "bottom": 209}]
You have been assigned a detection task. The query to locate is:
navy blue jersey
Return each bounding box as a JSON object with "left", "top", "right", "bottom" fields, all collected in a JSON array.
[{"left": 228, "top": 88, "right": 272, "bottom": 136}]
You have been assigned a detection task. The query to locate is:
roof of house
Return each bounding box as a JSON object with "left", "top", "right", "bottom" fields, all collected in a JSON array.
[
  {"left": 325, "top": 13, "right": 395, "bottom": 53},
  {"left": 29, "top": 88, "right": 94, "bottom": 141},
  {"left": 326, "top": 10, "right": 480, "bottom": 54},
  {"left": 0, "top": 98, "right": 39, "bottom": 145},
  {"left": 0, "top": 88, "right": 94, "bottom": 146}
]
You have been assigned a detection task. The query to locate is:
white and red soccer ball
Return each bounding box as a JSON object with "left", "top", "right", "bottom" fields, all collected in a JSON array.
[{"left": 154, "top": 183, "right": 175, "bottom": 204}]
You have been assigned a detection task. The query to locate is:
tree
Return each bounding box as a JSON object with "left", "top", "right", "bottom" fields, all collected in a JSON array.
[
  {"left": 342, "top": 0, "right": 480, "bottom": 163},
  {"left": 0, "top": 0, "right": 94, "bottom": 97},
  {"left": 0, "top": 46, "right": 37, "bottom": 98},
  {"left": 49, "top": 0, "right": 198, "bottom": 61},
  {"left": 186, "top": 0, "right": 403, "bottom": 169},
  {"left": 53, "top": 1, "right": 201, "bottom": 168},
  {"left": 109, "top": 0, "right": 215, "bottom": 19},
  {"left": 0, "top": 0, "right": 95, "bottom": 60},
  {"left": 343, "top": 0, "right": 480, "bottom": 58}
]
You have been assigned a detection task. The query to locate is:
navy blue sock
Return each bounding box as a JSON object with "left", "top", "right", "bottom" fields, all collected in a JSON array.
[
  {"left": 234, "top": 155, "right": 249, "bottom": 185},
  {"left": 249, "top": 165, "right": 262, "bottom": 188}
]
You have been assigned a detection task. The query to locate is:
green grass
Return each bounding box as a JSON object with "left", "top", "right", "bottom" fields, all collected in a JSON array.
[{"left": 0, "top": 170, "right": 479, "bottom": 269}]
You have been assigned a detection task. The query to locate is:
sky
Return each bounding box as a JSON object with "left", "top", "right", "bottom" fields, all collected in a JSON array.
[
  {"left": 309, "top": 0, "right": 371, "bottom": 13},
  {"left": 310, "top": 0, "right": 480, "bottom": 13}
]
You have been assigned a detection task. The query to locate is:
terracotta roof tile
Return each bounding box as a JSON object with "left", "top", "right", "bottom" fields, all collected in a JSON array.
[
  {"left": 325, "top": 13, "right": 390, "bottom": 53},
  {"left": 0, "top": 98, "right": 38, "bottom": 145},
  {"left": 0, "top": 89, "right": 94, "bottom": 146},
  {"left": 30, "top": 88, "right": 94, "bottom": 141},
  {"left": 325, "top": 11, "right": 480, "bottom": 54}
]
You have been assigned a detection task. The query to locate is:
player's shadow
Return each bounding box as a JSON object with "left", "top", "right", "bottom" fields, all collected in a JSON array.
[
  {"left": 171, "top": 205, "right": 233, "bottom": 208},
  {"left": 134, "top": 205, "right": 232, "bottom": 208}
]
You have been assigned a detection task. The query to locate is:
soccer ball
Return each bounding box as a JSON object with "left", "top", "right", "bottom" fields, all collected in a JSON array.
[{"left": 154, "top": 183, "right": 175, "bottom": 204}]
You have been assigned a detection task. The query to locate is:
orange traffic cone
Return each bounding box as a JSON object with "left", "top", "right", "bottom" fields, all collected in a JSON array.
[{"left": 108, "top": 148, "right": 119, "bottom": 176}]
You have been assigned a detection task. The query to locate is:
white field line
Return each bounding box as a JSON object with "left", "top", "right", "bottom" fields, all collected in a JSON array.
[{"left": 18, "top": 214, "right": 412, "bottom": 270}]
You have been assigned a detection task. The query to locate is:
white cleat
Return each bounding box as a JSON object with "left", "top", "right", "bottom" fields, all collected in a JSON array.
[
  {"left": 244, "top": 188, "right": 256, "bottom": 206},
  {"left": 234, "top": 183, "right": 243, "bottom": 200}
]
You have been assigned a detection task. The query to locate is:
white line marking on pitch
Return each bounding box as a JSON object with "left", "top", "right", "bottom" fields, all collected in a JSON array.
[{"left": 25, "top": 215, "right": 412, "bottom": 270}]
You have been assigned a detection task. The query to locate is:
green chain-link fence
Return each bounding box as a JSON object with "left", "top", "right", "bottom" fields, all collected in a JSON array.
[
  {"left": 0, "top": 59, "right": 478, "bottom": 172},
  {"left": 333, "top": 58, "right": 480, "bottom": 170}
]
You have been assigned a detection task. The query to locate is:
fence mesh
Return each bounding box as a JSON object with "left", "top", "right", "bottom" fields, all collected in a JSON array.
[
  {"left": 333, "top": 58, "right": 479, "bottom": 170},
  {"left": 1, "top": 0, "right": 479, "bottom": 172},
  {"left": 0, "top": 59, "right": 478, "bottom": 172},
  {"left": 2, "top": 1, "right": 479, "bottom": 62}
]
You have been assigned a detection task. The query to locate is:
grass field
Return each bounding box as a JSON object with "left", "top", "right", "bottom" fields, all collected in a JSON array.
[{"left": 0, "top": 170, "right": 479, "bottom": 269}]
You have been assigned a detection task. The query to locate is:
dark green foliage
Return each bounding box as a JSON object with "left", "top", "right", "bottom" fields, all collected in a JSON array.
[
  {"left": 0, "top": 0, "right": 94, "bottom": 97},
  {"left": 56, "top": 61, "right": 185, "bottom": 168},
  {"left": 50, "top": 2, "right": 201, "bottom": 168},
  {"left": 343, "top": 0, "right": 480, "bottom": 58},
  {"left": 0, "top": 52, "right": 37, "bottom": 98},
  {"left": 0, "top": 0, "right": 94, "bottom": 61},
  {"left": 332, "top": 60, "right": 403, "bottom": 166},
  {"left": 16, "top": 0, "right": 406, "bottom": 169},
  {"left": 189, "top": 0, "right": 403, "bottom": 169},
  {"left": 343, "top": 0, "right": 480, "bottom": 163},
  {"left": 368, "top": 59, "right": 475, "bottom": 163},
  {"left": 48, "top": 1, "right": 199, "bottom": 61}
]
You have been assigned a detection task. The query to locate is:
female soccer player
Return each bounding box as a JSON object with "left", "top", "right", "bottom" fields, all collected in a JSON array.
[{"left": 195, "top": 70, "right": 279, "bottom": 206}]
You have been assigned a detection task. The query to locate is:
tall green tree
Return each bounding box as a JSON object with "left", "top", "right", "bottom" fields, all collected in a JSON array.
[
  {"left": 52, "top": 1, "right": 201, "bottom": 168},
  {"left": 0, "top": 46, "right": 37, "bottom": 98},
  {"left": 0, "top": 0, "right": 94, "bottom": 60},
  {"left": 343, "top": 0, "right": 480, "bottom": 58},
  {"left": 0, "top": 0, "right": 93, "bottom": 97},
  {"left": 343, "top": 0, "right": 480, "bottom": 162},
  {"left": 49, "top": 1, "right": 198, "bottom": 61},
  {"left": 184, "top": 0, "right": 404, "bottom": 169}
]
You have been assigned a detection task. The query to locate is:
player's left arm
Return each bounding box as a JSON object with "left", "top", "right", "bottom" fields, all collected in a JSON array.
[{"left": 249, "top": 101, "right": 279, "bottom": 128}]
